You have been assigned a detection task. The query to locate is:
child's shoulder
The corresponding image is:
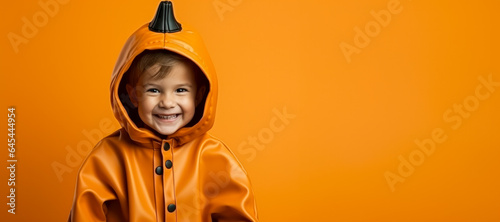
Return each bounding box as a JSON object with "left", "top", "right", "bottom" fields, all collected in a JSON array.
[
  {"left": 196, "top": 133, "right": 232, "bottom": 151},
  {"left": 195, "top": 133, "right": 248, "bottom": 173},
  {"left": 82, "top": 128, "right": 135, "bottom": 160},
  {"left": 92, "top": 128, "right": 129, "bottom": 149}
]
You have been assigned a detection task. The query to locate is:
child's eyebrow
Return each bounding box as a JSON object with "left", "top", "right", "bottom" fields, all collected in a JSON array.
[
  {"left": 142, "top": 83, "right": 193, "bottom": 88},
  {"left": 175, "top": 83, "right": 193, "bottom": 88},
  {"left": 143, "top": 83, "right": 161, "bottom": 88}
]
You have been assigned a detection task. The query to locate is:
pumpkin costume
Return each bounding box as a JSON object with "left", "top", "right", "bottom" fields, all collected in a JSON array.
[{"left": 68, "top": 1, "right": 258, "bottom": 221}]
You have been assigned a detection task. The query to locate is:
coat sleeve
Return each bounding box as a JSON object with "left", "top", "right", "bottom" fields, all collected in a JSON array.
[
  {"left": 67, "top": 142, "right": 123, "bottom": 222},
  {"left": 201, "top": 140, "right": 259, "bottom": 222}
]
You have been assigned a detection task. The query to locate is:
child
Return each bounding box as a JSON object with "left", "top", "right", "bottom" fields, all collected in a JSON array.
[{"left": 68, "top": 1, "right": 258, "bottom": 221}]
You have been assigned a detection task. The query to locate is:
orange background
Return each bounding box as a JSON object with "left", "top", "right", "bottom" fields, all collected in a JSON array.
[{"left": 1, "top": 0, "right": 499, "bottom": 221}]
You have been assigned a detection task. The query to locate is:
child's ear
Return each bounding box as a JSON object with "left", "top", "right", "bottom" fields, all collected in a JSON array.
[
  {"left": 126, "top": 84, "right": 138, "bottom": 107},
  {"left": 195, "top": 86, "right": 207, "bottom": 106}
]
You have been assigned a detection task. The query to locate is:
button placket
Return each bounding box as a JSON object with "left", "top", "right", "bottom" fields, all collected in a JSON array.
[
  {"left": 162, "top": 140, "right": 177, "bottom": 220},
  {"left": 152, "top": 141, "right": 165, "bottom": 221}
]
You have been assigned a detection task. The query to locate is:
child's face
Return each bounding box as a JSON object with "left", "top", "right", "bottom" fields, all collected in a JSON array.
[{"left": 127, "top": 61, "right": 199, "bottom": 136}]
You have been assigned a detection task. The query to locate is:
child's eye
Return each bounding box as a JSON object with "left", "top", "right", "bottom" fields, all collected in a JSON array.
[
  {"left": 147, "top": 88, "right": 160, "bottom": 93},
  {"left": 176, "top": 88, "right": 188, "bottom": 93}
]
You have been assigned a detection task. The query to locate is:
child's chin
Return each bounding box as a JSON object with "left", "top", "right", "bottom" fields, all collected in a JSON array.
[
  {"left": 156, "top": 127, "right": 180, "bottom": 136},
  {"left": 142, "top": 124, "right": 179, "bottom": 137}
]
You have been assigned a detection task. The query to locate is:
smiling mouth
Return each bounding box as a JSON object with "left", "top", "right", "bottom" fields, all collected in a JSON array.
[{"left": 155, "top": 114, "right": 180, "bottom": 120}]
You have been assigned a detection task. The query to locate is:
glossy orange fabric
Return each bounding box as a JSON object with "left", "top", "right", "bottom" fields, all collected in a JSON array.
[{"left": 67, "top": 21, "right": 258, "bottom": 222}]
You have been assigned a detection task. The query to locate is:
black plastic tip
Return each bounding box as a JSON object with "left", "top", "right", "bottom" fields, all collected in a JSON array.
[{"left": 149, "top": 1, "right": 182, "bottom": 33}]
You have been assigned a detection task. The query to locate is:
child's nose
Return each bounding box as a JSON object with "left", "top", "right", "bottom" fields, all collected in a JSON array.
[{"left": 159, "top": 95, "right": 175, "bottom": 108}]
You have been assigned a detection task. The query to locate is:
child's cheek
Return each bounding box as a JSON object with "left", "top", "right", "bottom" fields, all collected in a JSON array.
[
  {"left": 181, "top": 95, "right": 196, "bottom": 107},
  {"left": 136, "top": 92, "right": 147, "bottom": 103}
]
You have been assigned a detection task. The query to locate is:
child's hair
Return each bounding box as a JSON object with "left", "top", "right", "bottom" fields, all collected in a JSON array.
[
  {"left": 119, "top": 49, "right": 209, "bottom": 129},
  {"left": 127, "top": 50, "right": 208, "bottom": 90}
]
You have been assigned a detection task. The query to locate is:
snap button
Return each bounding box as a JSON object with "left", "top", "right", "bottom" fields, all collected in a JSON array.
[
  {"left": 167, "top": 203, "right": 176, "bottom": 212},
  {"left": 165, "top": 160, "right": 173, "bottom": 169},
  {"left": 163, "top": 142, "right": 170, "bottom": 151},
  {"left": 155, "top": 166, "right": 163, "bottom": 175}
]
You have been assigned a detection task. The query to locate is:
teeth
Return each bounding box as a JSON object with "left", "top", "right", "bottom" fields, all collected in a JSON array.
[{"left": 157, "top": 114, "right": 177, "bottom": 119}]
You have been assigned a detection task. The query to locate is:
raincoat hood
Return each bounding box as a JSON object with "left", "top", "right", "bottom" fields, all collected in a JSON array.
[{"left": 110, "top": 1, "right": 217, "bottom": 146}]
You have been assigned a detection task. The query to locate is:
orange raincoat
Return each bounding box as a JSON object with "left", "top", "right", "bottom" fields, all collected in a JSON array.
[{"left": 68, "top": 2, "right": 258, "bottom": 221}]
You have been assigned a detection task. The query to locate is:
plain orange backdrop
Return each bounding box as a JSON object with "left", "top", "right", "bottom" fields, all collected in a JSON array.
[{"left": 1, "top": 0, "right": 499, "bottom": 221}]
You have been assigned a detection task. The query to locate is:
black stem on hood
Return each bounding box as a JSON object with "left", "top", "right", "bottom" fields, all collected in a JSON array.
[{"left": 149, "top": 1, "right": 182, "bottom": 33}]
